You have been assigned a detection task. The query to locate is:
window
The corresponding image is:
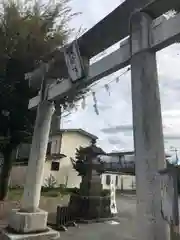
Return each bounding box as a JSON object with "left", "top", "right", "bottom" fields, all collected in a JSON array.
[
  {"left": 17, "top": 143, "right": 31, "bottom": 159},
  {"left": 47, "top": 142, "right": 52, "bottom": 155},
  {"left": 106, "top": 175, "right": 111, "bottom": 185},
  {"left": 51, "top": 161, "right": 60, "bottom": 171},
  {"left": 116, "top": 176, "right": 118, "bottom": 186}
]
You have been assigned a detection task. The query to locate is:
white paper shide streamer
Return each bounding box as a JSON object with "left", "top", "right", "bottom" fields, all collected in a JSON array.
[
  {"left": 92, "top": 91, "right": 99, "bottom": 115},
  {"left": 81, "top": 96, "right": 86, "bottom": 109},
  {"left": 62, "top": 68, "right": 130, "bottom": 118},
  {"left": 104, "top": 84, "right": 110, "bottom": 96}
]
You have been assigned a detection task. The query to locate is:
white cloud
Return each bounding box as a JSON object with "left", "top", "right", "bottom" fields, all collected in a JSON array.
[
  {"left": 69, "top": 0, "right": 124, "bottom": 31},
  {"left": 62, "top": 1, "right": 180, "bottom": 153}
]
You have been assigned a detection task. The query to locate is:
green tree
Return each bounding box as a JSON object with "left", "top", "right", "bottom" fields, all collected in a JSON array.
[
  {"left": 0, "top": 0, "right": 78, "bottom": 200},
  {"left": 71, "top": 147, "right": 90, "bottom": 177},
  {"left": 71, "top": 141, "right": 106, "bottom": 177}
]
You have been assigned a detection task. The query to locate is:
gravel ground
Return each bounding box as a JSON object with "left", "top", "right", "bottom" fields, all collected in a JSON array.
[
  {"left": 1, "top": 193, "right": 180, "bottom": 239},
  {"left": 0, "top": 194, "right": 137, "bottom": 240},
  {"left": 60, "top": 194, "right": 137, "bottom": 240}
]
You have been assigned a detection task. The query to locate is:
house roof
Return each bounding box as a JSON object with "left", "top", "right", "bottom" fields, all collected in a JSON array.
[
  {"left": 108, "top": 151, "right": 173, "bottom": 158},
  {"left": 107, "top": 151, "right": 134, "bottom": 156},
  {"left": 46, "top": 153, "right": 66, "bottom": 160},
  {"left": 51, "top": 128, "right": 98, "bottom": 140},
  {"left": 12, "top": 128, "right": 98, "bottom": 144}
]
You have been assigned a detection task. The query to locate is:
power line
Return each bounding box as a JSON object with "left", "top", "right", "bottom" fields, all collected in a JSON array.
[{"left": 89, "top": 67, "right": 130, "bottom": 92}]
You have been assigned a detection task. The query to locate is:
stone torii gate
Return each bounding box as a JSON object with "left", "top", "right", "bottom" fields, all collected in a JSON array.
[{"left": 3, "top": 0, "right": 180, "bottom": 240}]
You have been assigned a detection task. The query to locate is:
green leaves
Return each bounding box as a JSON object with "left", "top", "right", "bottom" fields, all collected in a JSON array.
[
  {"left": 0, "top": 0, "right": 75, "bottom": 147},
  {"left": 0, "top": 0, "right": 75, "bottom": 67}
]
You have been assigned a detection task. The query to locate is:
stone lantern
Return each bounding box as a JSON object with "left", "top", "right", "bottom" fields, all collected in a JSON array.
[
  {"left": 69, "top": 140, "right": 111, "bottom": 220},
  {"left": 79, "top": 139, "right": 106, "bottom": 196}
]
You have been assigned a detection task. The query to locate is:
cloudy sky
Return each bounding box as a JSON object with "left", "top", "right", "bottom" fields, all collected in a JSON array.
[{"left": 61, "top": 0, "right": 180, "bottom": 154}]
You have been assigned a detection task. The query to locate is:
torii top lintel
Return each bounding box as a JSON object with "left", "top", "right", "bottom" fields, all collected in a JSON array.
[
  {"left": 29, "top": 0, "right": 180, "bottom": 89},
  {"left": 78, "top": 0, "right": 180, "bottom": 58}
]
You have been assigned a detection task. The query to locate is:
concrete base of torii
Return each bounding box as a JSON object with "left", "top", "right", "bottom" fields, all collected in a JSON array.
[
  {"left": 1, "top": 209, "right": 59, "bottom": 240},
  {"left": 1, "top": 227, "right": 59, "bottom": 240}
]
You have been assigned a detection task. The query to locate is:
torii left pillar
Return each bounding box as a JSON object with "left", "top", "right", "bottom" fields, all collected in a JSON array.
[{"left": 1, "top": 97, "right": 59, "bottom": 237}]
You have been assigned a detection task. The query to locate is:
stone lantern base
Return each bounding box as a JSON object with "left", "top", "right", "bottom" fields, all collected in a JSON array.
[{"left": 69, "top": 171, "right": 112, "bottom": 220}]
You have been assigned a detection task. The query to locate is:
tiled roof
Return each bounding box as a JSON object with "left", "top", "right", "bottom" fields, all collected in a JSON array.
[{"left": 51, "top": 128, "right": 98, "bottom": 140}]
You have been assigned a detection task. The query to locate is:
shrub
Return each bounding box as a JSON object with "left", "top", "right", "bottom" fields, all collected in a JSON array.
[{"left": 44, "top": 174, "right": 57, "bottom": 188}]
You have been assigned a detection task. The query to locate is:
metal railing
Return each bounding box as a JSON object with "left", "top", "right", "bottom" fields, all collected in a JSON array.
[
  {"left": 56, "top": 206, "right": 77, "bottom": 231},
  {"left": 56, "top": 194, "right": 113, "bottom": 230}
]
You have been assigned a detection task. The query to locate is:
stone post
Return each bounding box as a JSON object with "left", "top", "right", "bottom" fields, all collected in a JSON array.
[
  {"left": 2, "top": 100, "right": 60, "bottom": 239},
  {"left": 130, "top": 12, "right": 168, "bottom": 240},
  {"left": 21, "top": 100, "right": 55, "bottom": 211}
]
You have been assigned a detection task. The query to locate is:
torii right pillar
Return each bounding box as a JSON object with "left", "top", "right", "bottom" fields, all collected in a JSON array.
[{"left": 130, "top": 12, "right": 168, "bottom": 240}]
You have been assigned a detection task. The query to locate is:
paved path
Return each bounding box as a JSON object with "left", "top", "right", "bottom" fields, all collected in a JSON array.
[
  {"left": 61, "top": 221, "right": 136, "bottom": 240},
  {"left": 61, "top": 194, "right": 137, "bottom": 240},
  {"left": 0, "top": 194, "right": 137, "bottom": 240}
]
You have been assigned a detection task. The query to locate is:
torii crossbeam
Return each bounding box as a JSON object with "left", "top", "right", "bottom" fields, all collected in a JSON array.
[{"left": 29, "top": 10, "right": 180, "bottom": 109}]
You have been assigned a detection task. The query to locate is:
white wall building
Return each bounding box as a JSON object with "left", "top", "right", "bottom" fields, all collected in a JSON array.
[
  {"left": 10, "top": 129, "right": 97, "bottom": 188},
  {"left": 10, "top": 130, "right": 136, "bottom": 190},
  {"left": 101, "top": 152, "right": 136, "bottom": 190}
]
